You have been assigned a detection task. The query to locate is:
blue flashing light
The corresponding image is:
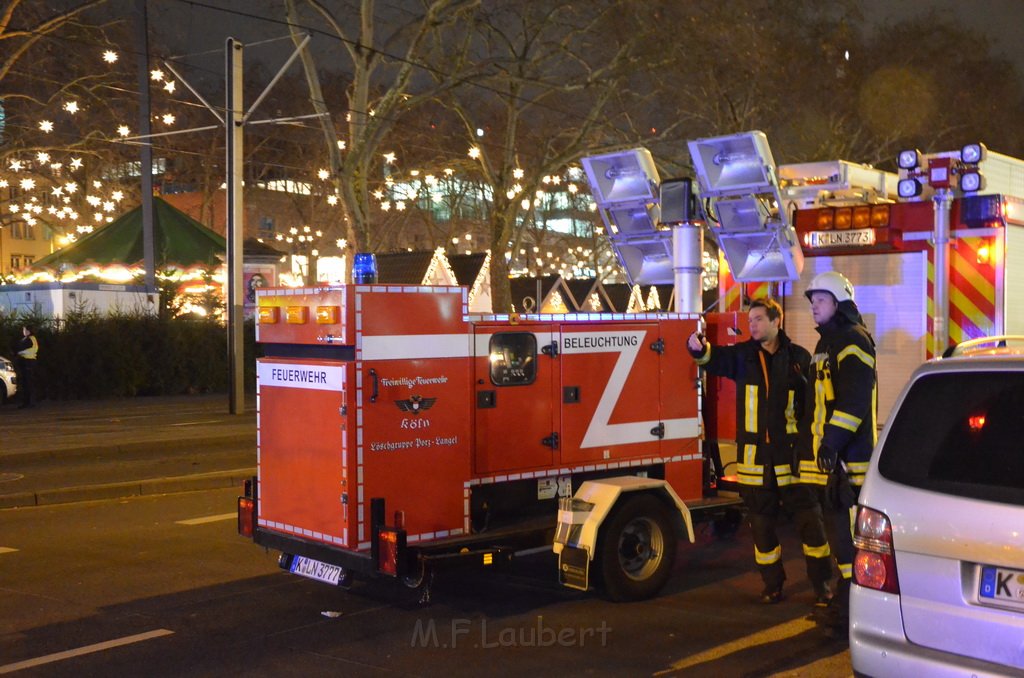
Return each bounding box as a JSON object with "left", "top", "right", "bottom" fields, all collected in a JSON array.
[
  {"left": 961, "top": 195, "right": 1003, "bottom": 228},
  {"left": 352, "top": 252, "right": 378, "bottom": 284}
]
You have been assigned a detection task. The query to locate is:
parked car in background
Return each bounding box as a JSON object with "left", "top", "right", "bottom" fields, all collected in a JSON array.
[
  {"left": 850, "top": 336, "right": 1024, "bottom": 677},
  {"left": 0, "top": 356, "right": 16, "bottom": 404}
]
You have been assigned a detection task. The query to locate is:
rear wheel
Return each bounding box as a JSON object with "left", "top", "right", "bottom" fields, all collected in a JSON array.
[{"left": 597, "top": 493, "right": 677, "bottom": 601}]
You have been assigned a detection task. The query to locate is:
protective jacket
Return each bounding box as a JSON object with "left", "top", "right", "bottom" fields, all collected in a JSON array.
[
  {"left": 16, "top": 334, "right": 38, "bottom": 360},
  {"left": 692, "top": 330, "right": 810, "bottom": 487},
  {"left": 797, "top": 301, "right": 877, "bottom": 487}
]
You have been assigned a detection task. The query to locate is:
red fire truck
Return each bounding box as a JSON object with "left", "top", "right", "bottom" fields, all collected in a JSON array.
[
  {"left": 238, "top": 284, "right": 742, "bottom": 601},
  {"left": 716, "top": 145, "right": 1024, "bottom": 425}
]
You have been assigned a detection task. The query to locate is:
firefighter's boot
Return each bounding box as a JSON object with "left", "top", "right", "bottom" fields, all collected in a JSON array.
[{"left": 814, "top": 576, "right": 850, "bottom": 638}]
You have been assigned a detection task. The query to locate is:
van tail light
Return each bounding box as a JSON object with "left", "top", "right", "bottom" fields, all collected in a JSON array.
[
  {"left": 853, "top": 506, "right": 899, "bottom": 593},
  {"left": 237, "top": 497, "right": 255, "bottom": 538}
]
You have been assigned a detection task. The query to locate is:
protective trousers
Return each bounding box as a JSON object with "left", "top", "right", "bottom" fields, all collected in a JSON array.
[
  {"left": 744, "top": 484, "right": 832, "bottom": 594},
  {"left": 822, "top": 483, "right": 862, "bottom": 585}
]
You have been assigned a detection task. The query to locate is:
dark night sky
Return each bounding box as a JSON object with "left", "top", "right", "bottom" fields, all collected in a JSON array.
[
  {"left": 862, "top": 0, "right": 1024, "bottom": 77},
  {"left": 141, "top": 0, "right": 1024, "bottom": 91}
]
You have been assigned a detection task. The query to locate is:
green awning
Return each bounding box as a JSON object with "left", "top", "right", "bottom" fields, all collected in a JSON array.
[{"left": 32, "top": 197, "right": 226, "bottom": 271}]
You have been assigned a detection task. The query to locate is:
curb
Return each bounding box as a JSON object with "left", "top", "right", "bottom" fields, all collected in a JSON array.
[
  {"left": 0, "top": 435, "right": 255, "bottom": 462},
  {"left": 0, "top": 468, "right": 256, "bottom": 510}
]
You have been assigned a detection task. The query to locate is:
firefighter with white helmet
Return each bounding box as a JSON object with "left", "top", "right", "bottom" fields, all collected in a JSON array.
[
  {"left": 688, "top": 298, "right": 832, "bottom": 606},
  {"left": 797, "top": 270, "right": 877, "bottom": 637}
]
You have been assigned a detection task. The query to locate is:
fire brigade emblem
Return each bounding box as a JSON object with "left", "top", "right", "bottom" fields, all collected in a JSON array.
[{"left": 395, "top": 395, "right": 436, "bottom": 415}]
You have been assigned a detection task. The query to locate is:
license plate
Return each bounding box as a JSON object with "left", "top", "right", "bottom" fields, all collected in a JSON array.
[
  {"left": 290, "top": 555, "right": 343, "bottom": 585},
  {"left": 807, "top": 228, "right": 876, "bottom": 248},
  {"left": 979, "top": 565, "right": 1024, "bottom": 609}
]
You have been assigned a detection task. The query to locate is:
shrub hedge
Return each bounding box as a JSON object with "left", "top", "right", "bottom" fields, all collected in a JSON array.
[{"left": 1, "top": 312, "right": 257, "bottom": 400}]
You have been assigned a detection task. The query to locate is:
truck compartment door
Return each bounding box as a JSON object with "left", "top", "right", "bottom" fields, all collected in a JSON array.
[{"left": 473, "top": 326, "right": 556, "bottom": 474}]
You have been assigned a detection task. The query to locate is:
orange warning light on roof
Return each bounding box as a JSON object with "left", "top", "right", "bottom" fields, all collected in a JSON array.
[
  {"left": 258, "top": 306, "right": 279, "bottom": 324},
  {"left": 316, "top": 306, "right": 339, "bottom": 324},
  {"left": 286, "top": 306, "right": 309, "bottom": 324}
]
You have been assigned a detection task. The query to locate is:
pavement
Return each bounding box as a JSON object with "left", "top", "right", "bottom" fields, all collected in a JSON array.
[{"left": 0, "top": 394, "right": 256, "bottom": 509}]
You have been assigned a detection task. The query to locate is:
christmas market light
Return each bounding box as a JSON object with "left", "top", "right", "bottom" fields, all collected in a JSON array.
[
  {"left": 150, "top": 69, "right": 164, "bottom": 81},
  {"left": 117, "top": 125, "right": 130, "bottom": 137},
  {"left": 103, "top": 50, "right": 118, "bottom": 63},
  {"left": 161, "top": 113, "right": 175, "bottom": 125},
  {"left": 468, "top": 147, "right": 480, "bottom": 159},
  {"left": 64, "top": 101, "right": 79, "bottom": 114},
  {"left": 39, "top": 120, "right": 54, "bottom": 132}
]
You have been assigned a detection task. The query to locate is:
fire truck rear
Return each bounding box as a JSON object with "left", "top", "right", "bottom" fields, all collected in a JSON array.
[{"left": 238, "top": 284, "right": 740, "bottom": 601}]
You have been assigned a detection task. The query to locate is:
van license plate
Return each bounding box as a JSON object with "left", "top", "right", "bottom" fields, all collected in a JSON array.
[
  {"left": 290, "top": 555, "right": 343, "bottom": 585},
  {"left": 980, "top": 565, "right": 1024, "bottom": 609}
]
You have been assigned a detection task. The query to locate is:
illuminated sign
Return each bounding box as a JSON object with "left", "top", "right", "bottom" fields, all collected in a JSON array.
[{"left": 806, "top": 228, "right": 876, "bottom": 248}]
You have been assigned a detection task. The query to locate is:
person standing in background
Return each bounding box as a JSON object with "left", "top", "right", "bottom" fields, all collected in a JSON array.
[{"left": 15, "top": 325, "right": 38, "bottom": 409}]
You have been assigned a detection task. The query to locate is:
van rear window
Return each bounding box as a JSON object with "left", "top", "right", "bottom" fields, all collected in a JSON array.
[{"left": 878, "top": 371, "right": 1024, "bottom": 506}]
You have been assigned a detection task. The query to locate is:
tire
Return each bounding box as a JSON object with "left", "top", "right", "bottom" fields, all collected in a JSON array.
[{"left": 597, "top": 493, "right": 678, "bottom": 602}]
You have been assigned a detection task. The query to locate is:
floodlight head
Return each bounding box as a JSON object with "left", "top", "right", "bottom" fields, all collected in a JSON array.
[
  {"left": 581, "top": 148, "right": 660, "bottom": 206},
  {"left": 898, "top": 178, "right": 923, "bottom": 198},
  {"left": 712, "top": 196, "right": 772, "bottom": 232},
  {"left": 688, "top": 131, "right": 776, "bottom": 197},
  {"left": 717, "top": 230, "right": 804, "bottom": 281},
  {"left": 960, "top": 170, "right": 984, "bottom": 193},
  {"left": 897, "top": 149, "right": 921, "bottom": 170},
  {"left": 961, "top": 143, "right": 987, "bottom": 165},
  {"left": 610, "top": 236, "right": 675, "bottom": 286},
  {"left": 605, "top": 203, "right": 662, "bottom": 236}
]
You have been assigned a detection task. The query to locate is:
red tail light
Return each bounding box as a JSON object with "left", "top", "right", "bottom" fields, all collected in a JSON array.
[
  {"left": 237, "top": 497, "right": 255, "bottom": 538},
  {"left": 377, "top": 528, "right": 402, "bottom": 576},
  {"left": 853, "top": 506, "right": 899, "bottom": 593}
]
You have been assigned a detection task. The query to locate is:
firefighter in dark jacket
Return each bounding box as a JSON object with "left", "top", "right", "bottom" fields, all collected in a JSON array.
[
  {"left": 688, "top": 298, "right": 832, "bottom": 605},
  {"left": 797, "top": 271, "right": 877, "bottom": 635}
]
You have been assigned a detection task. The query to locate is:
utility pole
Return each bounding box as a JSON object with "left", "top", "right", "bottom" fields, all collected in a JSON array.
[
  {"left": 124, "top": 33, "right": 317, "bottom": 415},
  {"left": 226, "top": 38, "right": 245, "bottom": 414},
  {"left": 135, "top": 0, "right": 156, "bottom": 295}
]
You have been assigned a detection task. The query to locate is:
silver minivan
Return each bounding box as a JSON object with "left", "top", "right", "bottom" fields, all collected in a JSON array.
[
  {"left": 0, "top": 356, "right": 16, "bottom": 404},
  {"left": 850, "top": 338, "right": 1024, "bottom": 676}
]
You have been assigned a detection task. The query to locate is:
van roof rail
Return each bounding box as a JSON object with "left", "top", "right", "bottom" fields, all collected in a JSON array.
[{"left": 943, "top": 335, "right": 1024, "bottom": 358}]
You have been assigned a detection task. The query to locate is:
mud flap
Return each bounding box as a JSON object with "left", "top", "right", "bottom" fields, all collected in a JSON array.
[{"left": 558, "top": 545, "right": 590, "bottom": 591}]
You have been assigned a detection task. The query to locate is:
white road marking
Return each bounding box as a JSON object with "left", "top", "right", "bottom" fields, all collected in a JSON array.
[
  {"left": 175, "top": 512, "right": 237, "bottom": 526},
  {"left": 0, "top": 629, "right": 174, "bottom": 674},
  {"left": 169, "top": 420, "right": 223, "bottom": 426},
  {"left": 654, "top": 617, "right": 818, "bottom": 674},
  {"left": 0, "top": 547, "right": 18, "bottom": 554}
]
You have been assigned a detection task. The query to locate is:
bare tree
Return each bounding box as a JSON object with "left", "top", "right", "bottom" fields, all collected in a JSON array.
[
  {"left": 282, "top": 0, "right": 479, "bottom": 259},
  {"left": 438, "top": 0, "right": 641, "bottom": 311}
]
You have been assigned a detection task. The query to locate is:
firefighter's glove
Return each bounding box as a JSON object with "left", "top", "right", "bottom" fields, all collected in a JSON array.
[
  {"left": 816, "top": 444, "right": 839, "bottom": 474},
  {"left": 687, "top": 332, "right": 705, "bottom": 354},
  {"left": 825, "top": 464, "right": 857, "bottom": 510}
]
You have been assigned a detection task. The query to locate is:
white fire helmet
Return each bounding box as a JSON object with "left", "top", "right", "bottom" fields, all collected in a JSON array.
[{"left": 804, "top": 271, "right": 854, "bottom": 303}]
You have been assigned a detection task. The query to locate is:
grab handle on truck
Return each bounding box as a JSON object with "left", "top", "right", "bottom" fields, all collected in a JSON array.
[{"left": 369, "top": 368, "right": 379, "bottom": 402}]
